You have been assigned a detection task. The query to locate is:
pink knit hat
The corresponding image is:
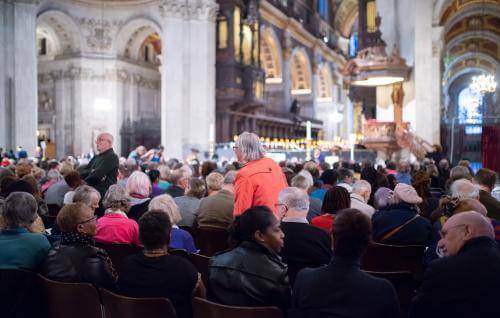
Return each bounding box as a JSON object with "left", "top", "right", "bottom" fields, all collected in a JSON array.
[{"left": 393, "top": 183, "right": 422, "bottom": 205}]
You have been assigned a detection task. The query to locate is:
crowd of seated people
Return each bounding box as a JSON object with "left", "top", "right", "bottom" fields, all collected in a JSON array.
[{"left": 0, "top": 131, "right": 499, "bottom": 318}]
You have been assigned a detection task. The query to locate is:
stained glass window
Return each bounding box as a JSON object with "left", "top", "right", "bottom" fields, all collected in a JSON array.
[{"left": 458, "top": 87, "right": 483, "bottom": 125}]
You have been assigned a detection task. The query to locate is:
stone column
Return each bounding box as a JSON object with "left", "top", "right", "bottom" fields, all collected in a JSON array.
[
  {"left": 281, "top": 29, "right": 293, "bottom": 112},
  {"left": 186, "top": 0, "right": 218, "bottom": 155},
  {"left": 0, "top": 1, "right": 38, "bottom": 155},
  {"left": 414, "top": 0, "right": 438, "bottom": 144},
  {"left": 160, "top": 2, "right": 187, "bottom": 159}
]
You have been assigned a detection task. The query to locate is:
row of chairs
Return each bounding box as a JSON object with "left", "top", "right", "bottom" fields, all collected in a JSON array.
[{"left": 0, "top": 269, "right": 283, "bottom": 318}]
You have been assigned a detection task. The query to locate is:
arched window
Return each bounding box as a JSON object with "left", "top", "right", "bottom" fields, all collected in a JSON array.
[
  {"left": 317, "top": 0, "right": 329, "bottom": 20},
  {"left": 458, "top": 87, "right": 483, "bottom": 125},
  {"left": 349, "top": 32, "right": 358, "bottom": 57}
]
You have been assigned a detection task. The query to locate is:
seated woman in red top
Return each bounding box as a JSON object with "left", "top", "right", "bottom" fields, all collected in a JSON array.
[
  {"left": 311, "top": 186, "right": 350, "bottom": 233},
  {"left": 94, "top": 184, "right": 141, "bottom": 246}
]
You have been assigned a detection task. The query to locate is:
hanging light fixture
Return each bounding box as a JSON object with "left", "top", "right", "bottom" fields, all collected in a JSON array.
[
  {"left": 469, "top": 0, "right": 497, "bottom": 95},
  {"left": 470, "top": 74, "right": 497, "bottom": 95}
]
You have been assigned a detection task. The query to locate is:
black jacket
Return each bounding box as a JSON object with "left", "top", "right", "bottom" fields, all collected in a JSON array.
[
  {"left": 79, "top": 148, "right": 119, "bottom": 197},
  {"left": 372, "top": 203, "right": 434, "bottom": 246},
  {"left": 42, "top": 243, "right": 116, "bottom": 290},
  {"left": 208, "top": 241, "right": 291, "bottom": 312},
  {"left": 410, "top": 237, "right": 500, "bottom": 318},
  {"left": 280, "top": 221, "right": 332, "bottom": 266},
  {"left": 291, "top": 256, "right": 399, "bottom": 318},
  {"left": 479, "top": 190, "right": 500, "bottom": 220}
]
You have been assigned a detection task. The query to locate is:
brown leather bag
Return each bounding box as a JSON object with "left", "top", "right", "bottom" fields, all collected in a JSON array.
[{"left": 380, "top": 214, "right": 419, "bottom": 243}]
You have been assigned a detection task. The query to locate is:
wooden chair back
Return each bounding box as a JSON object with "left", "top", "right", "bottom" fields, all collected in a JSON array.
[
  {"left": 194, "top": 227, "right": 230, "bottom": 256},
  {"left": 94, "top": 242, "right": 142, "bottom": 274},
  {"left": 99, "top": 288, "right": 177, "bottom": 318},
  {"left": 37, "top": 274, "right": 103, "bottom": 318},
  {"left": 365, "top": 271, "right": 418, "bottom": 318},
  {"left": 361, "top": 243, "right": 425, "bottom": 274},
  {"left": 192, "top": 297, "right": 283, "bottom": 318},
  {"left": 0, "top": 269, "right": 41, "bottom": 318},
  {"left": 189, "top": 253, "right": 211, "bottom": 285}
]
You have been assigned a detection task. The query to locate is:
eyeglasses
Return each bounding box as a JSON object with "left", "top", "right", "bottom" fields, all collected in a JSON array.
[
  {"left": 275, "top": 203, "right": 288, "bottom": 220},
  {"left": 439, "top": 224, "right": 467, "bottom": 239},
  {"left": 77, "top": 216, "right": 97, "bottom": 226},
  {"left": 232, "top": 146, "right": 239, "bottom": 151}
]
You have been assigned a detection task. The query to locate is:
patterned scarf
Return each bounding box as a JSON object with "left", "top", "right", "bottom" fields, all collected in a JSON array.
[
  {"left": 60, "top": 231, "right": 95, "bottom": 246},
  {"left": 60, "top": 231, "right": 118, "bottom": 281}
]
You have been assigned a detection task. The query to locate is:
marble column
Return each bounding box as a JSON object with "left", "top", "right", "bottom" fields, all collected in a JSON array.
[
  {"left": 160, "top": 3, "right": 187, "bottom": 159},
  {"left": 0, "top": 1, "right": 38, "bottom": 155},
  {"left": 186, "top": 0, "right": 218, "bottom": 155},
  {"left": 414, "top": 0, "right": 439, "bottom": 144}
]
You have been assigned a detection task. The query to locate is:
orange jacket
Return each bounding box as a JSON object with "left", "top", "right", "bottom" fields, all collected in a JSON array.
[{"left": 233, "top": 157, "right": 288, "bottom": 217}]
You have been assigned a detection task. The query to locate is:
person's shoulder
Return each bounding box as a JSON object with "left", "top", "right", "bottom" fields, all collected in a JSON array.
[{"left": 22, "top": 232, "right": 50, "bottom": 246}]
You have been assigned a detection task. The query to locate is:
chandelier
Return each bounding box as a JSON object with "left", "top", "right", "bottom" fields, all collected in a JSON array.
[{"left": 470, "top": 74, "right": 497, "bottom": 95}]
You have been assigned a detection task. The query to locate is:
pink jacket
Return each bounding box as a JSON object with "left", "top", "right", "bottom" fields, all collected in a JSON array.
[
  {"left": 95, "top": 213, "right": 141, "bottom": 246},
  {"left": 233, "top": 157, "right": 288, "bottom": 217}
]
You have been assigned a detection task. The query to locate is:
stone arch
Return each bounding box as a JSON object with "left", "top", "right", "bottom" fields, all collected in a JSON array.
[
  {"left": 260, "top": 26, "right": 283, "bottom": 84},
  {"left": 334, "top": 0, "right": 358, "bottom": 38},
  {"left": 316, "top": 63, "right": 333, "bottom": 102},
  {"left": 290, "top": 47, "right": 312, "bottom": 95},
  {"left": 36, "top": 9, "right": 82, "bottom": 56},
  {"left": 445, "top": 52, "right": 498, "bottom": 77},
  {"left": 115, "top": 17, "right": 162, "bottom": 60},
  {"left": 436, "top": 0, "right": 499, "bottom": 26},
  {"left": 445, "top": 30, "right": 500, "bottom": 53}
]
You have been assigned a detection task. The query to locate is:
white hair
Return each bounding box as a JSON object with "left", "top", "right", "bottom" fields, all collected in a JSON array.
[
  {"left": 126, "top": 171, "right": 152, "bottom": 197},
  {"left": 352, "top": 180, "right": 372, "bottom": 195},
  {"left": 235, "top": 132, "right": 266, "bottom": 162},
  {"left": 297, "top": 170, "right": 314, "bottom": 187},
  {"left": 291, "top": 174, "right": 313, "bottom": 190},
  {"left": 450, "top": 179, "right": 479, "bottom": 200},
  {"left": 278, "top": 187, "right": 310, "bottom": 212}
]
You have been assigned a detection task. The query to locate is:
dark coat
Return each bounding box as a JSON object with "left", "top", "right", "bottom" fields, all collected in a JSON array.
[
  {"left": 410, "top": 237, "right": 500, "bottom": 318},
  {"left": 209, "top": 240, "right": 291, "bottom": 312},
  {"left": 79, "top": 148, "right": 119, "bottom": 197},
  {"left": 166, "top": 185, "right": 185, "bottom": 198},
  {"left": 280, "top": 221, "right": 332, "bottom": 267},
  {"left": 372, "top": 203, "right": 434, "bottom": 246},
  {"left": 479, "top": 190, "right": 500, "bottom": 220},
  {"left": 290, "top": 256, "right": 399, "bottom": 318},
  {"left": 42, "top": 243, "right": 116, "bottom": 290}
]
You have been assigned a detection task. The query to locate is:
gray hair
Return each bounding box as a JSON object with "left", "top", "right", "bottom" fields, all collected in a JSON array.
[
  {"left": 297, "top": 170, "right": 314, "bottom": 187},
  {"left": 170, "top": 169, "right": 189, "bottom": 186},
  {"left": 223, "top": 170, "right": 237, "bottom": 185},
  {"left": 3, "top": 192, "right": 38, "bottom": 228},
  {"left": 291, "top": 174, "right": 313, "bottom": 191},
  {"left": 450, "top": 179, "right": 479, "bottom": 200},
  {"left": 352, "top": 180, "right": 372, "bottom": 195},
  {"left": 278, "top": 187, "right": 310, "bottom": 212},
  {"left": 103, "top": 184, "right": 130, "bottom": 211},
  {"left": 73, "top": 185, "right": 101, "bottom": 206},
  {"left": 149, "top": 194, "right": 182, "bottom": 224},
  {"left": 47, "top": 169, "right": 62, "bottom": 181},
  {"left": 450, "top": 165, "right": 472, "bottom": 181},
  {"left": 235, "top": 132, "right": 266, "bottom": 162}
]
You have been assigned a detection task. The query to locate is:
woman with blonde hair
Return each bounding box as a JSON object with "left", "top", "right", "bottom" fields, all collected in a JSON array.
[
  {"left": 149, "top": 194, "right": 197, "bottom": 253},
  {"left": 126, "top": 171, "right": 152, "bottom": 221}
]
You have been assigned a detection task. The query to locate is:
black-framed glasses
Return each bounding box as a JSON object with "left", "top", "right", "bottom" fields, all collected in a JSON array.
[
  {"left": 77, "top": 216, "right": 97, "bottom": 226},
  {"left": 275, "top": 203, "right": 288, "bottom": 220}
]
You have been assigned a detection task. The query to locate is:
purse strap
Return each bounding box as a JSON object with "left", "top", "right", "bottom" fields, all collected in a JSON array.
[{"left": 380, "top": 214, "right": 419, "bottom": 243}]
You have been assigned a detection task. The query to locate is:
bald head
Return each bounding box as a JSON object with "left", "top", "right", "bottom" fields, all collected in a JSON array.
[
  {"left": 438, "top": 211, "right": 494, "bottom": 257},
  {"left": 447, "top": 211, "right": 494, "bottom": 239},
  {"left": 96, "top": 132, "right": 114, "bottom": 153}
]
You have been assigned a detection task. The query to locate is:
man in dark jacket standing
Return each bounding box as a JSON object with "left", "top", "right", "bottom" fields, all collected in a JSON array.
[
  {"left": 410, "top": 211, "right": 500, "bottom": 318},
  {"left": 79, "top": 133, "right": 119, "bottom": 199}
]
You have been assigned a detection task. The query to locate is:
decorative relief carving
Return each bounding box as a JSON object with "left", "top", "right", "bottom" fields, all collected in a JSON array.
[
  {"left": 38, "top": 67, "right": 159, "bottom": 89},
  {"left": 77, "top": 18, "right": 124, "bottom": 52},
  {"left": 159, "top": 0, "right": 218, "bottom": 20}
]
